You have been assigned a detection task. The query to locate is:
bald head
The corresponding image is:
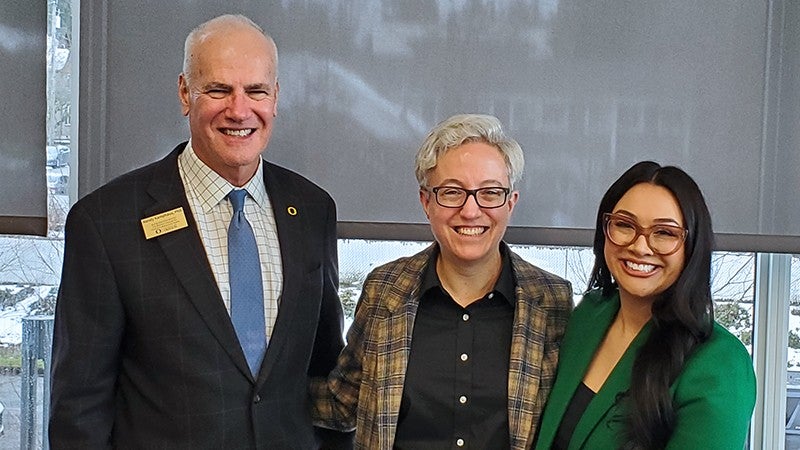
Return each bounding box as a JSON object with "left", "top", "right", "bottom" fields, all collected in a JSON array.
[{"left": 182, "top": 14, "right": 278, "bottom": 85}]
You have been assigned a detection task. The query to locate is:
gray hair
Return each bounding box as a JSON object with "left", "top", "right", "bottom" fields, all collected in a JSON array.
[
  {"left": 414, "top": 114, "right": 524, "bottom": 189},
  {"left": 182, "top": 14, "right": 278, "bottom": 84}
]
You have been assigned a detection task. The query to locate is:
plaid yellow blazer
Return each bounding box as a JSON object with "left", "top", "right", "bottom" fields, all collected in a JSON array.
[{"left": 312, "top": 242, "right": 572, "bottom": 449}]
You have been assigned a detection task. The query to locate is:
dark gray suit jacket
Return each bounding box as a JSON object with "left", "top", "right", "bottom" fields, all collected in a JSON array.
[{"left": 49, "top": 143, "right": 347, "bottom": 449}]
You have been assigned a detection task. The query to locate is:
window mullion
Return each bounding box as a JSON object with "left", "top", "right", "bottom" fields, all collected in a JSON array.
[{"left": 752, "top": 252, "right": 792, "bottom": 449}]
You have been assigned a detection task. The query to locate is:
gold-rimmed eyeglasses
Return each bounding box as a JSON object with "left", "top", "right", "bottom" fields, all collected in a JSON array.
[
  {"left": 429, "top": 186, "right": 510, "bottom": 209},
  {"left": 603, "top": 213, "right": 687, "bottom": 256}
]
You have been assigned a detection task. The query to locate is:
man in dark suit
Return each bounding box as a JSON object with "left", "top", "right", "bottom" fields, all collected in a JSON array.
[{"left": 49, "top": 14, "right": 348, "bottom": 448}]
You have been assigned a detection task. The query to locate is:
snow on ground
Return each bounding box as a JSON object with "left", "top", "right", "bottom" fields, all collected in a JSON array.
[{"left": 0, "top": 285, "right": 54, "bottom": 346}]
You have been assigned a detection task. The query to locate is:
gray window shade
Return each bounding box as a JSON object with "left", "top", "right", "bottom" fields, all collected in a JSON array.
[
  {"left": 80, "top": 1, "right": 800, "bottom": 252},
  {"left": 0, "top": 4, "right": 48, "bottom": 236}
]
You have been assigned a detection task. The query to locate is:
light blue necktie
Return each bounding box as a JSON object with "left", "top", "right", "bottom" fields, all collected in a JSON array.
[{"left": 227, "top": 189, "right": 266, "bottom": 376}]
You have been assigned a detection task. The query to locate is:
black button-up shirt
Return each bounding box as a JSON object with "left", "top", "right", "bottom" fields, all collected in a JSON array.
[{"left": 393, "top": 248, "right": 516, "bottom": 450}]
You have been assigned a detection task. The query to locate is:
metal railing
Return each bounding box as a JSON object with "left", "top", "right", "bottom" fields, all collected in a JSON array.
[{"left": 21, "top": 316, "right": 53, "bottom": 450}]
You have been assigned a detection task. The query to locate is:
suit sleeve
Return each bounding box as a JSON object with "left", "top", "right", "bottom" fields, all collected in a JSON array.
[
  {"left": 307, "top": 194, "right": 345, "bottom": 376},
  {"left": 307, "top": 195, "right": 355, "bottom": 448},
  {"left": 49, "top": 202, "right": 125, "bottom": 449},
  {"left": 666, "top": 327, "right": 756, "bottom": 449}
]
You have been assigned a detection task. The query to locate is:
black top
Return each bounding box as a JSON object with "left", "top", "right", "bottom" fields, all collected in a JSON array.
[
  {"left": 552, "top": 383, "right": 596, "bottom": 450},
  {"left": 393, "top": 247, "right": 516, "bottom": 450}
]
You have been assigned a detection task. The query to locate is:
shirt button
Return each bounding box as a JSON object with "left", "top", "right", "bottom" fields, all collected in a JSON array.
[
  {"left": 459, "top": 395, "right": 467, "bottom": 404},
  {"left": 456, "top": 438, "right": 465, "bottom": 447},
  {"left": 487, "top": 292, "right": 494, "bottom": 299},
  {"left": 462, "top": 313, "right": 470, "bottom": 321},
  {"left": 253, "top": 394, "right": 262, "bottom": 403},
  {"left": 460, "top": 353, "right": 469, "bottom": 362}
]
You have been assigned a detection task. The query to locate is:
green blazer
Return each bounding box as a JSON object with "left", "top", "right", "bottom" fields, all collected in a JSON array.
[{"left": 535, "top": 290, "right": 756, "bottom": 449}]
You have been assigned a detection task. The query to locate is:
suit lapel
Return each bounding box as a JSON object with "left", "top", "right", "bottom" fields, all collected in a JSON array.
[
  {"left": 145, "top": 146, "right": 251, "bottom": 379},
  {"left": 506, "top": 279, "right": 547, "bottom": 449},
  {"left": 505, "top": 253, "right": 571, "bottom": 449},
  {"left": 534, "top": 293, "right": 618, "bottom": 449},
  {"left": 376, "top": 248, "right": 429, "bottom": 448},
  {"left": 254, "top": 162, "right": 305, "bottom": 385},
  {"left": 376, "top": 296, "right": 416, "bottom": 448},
  {"left": 570, "top": 322, "right": 651, "bottom": 449}
]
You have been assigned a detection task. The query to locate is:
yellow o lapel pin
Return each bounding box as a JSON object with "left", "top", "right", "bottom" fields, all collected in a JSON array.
[{"left": 287, "top": 206, "right": 298, "bottom": 216}]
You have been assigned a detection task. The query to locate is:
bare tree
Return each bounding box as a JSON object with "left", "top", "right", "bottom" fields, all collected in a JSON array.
[{"left": 710, "top": 253, "right": 755, "bottom": 303}]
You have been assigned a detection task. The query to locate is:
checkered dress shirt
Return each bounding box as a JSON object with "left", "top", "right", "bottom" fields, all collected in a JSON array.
[{"left": 177, "top": 141, "right": 282, "bottom": 339}]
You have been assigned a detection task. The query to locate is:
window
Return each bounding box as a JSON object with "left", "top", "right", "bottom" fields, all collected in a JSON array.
[
  {"left": 46, "top": 0, "right": 74, "bottom": 234},
  {"left": 0, "top": 1, "right": 74, "bottom": 447},
  {"left": 712, "top": 252, "right": 755, "bottom": 353},
  {"left": 338, "top": 239, "right": 756, "bottom": 334},
  {"left": 787, "top": 255, "right": 800, "bottom": 448}
]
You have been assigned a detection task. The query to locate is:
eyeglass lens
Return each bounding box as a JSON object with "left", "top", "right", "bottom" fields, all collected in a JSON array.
[
  {"left": 604, "top": 214, "right": 684, "bottom": 255},
  {"left": 433, "top": 186, "right": 508, "bottom": 208}
]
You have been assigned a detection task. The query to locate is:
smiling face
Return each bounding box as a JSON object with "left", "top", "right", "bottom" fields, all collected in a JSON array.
[
  {"left": 178, "top": 24, "right": 278, "bottom": 186},
  {"left": 604, "top": 182, "right": 686, "bottom": 306},
  {"left": 420, "top": 141, "right": 518, "bottom": 269}
]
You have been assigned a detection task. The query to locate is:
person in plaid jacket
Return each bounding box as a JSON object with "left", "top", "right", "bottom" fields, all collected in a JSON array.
[{"left": 312, "top": 114, "right": 573, "bottom": 449}]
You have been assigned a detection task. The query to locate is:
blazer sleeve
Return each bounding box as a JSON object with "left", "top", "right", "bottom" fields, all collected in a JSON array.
[
  {"left": 303, "top": 191, "right": 355, "bottom": 447},
  {"left": 307, "top": 194, "right": 346, "bottom": 377},
  {"left": 666, "top": 324, "right": 756, "bottom": 449},
  {"left": 49, "top": 202, "right": 125, "bottom": 448}
]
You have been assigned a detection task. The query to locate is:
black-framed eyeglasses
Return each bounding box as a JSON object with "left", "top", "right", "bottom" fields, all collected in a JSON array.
[
  {"left": 603, "top": 213, "right": 687, "bottom": 256},
  {"left": 429, "top": 186, "right": 510, "bottom": 209}
]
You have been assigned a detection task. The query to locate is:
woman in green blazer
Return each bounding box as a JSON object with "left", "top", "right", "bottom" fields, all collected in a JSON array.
[{"left": 535, "top": 161, "right": 756, "bottom": 449}]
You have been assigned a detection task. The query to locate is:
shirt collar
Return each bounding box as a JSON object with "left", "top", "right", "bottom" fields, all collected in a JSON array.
[
  {"left": 420, "top": 243, "right": 516, "bottom": 306},
  {"left": 180, "top": 139, "right": 268, "bottom": 211}
]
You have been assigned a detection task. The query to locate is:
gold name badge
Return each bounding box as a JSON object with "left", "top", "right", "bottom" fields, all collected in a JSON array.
[{"left": 140, "top": 207, "right": 189, "bottom": 240}]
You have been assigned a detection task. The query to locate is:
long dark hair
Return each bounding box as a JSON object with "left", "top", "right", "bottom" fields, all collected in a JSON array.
[{"left": 587, "top": 161, "right": 714, "bottom": 449}]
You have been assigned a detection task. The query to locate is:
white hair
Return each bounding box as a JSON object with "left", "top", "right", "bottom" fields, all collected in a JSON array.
[{"left": 415, "top": 114, "right": 525, "bottom": 189}]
